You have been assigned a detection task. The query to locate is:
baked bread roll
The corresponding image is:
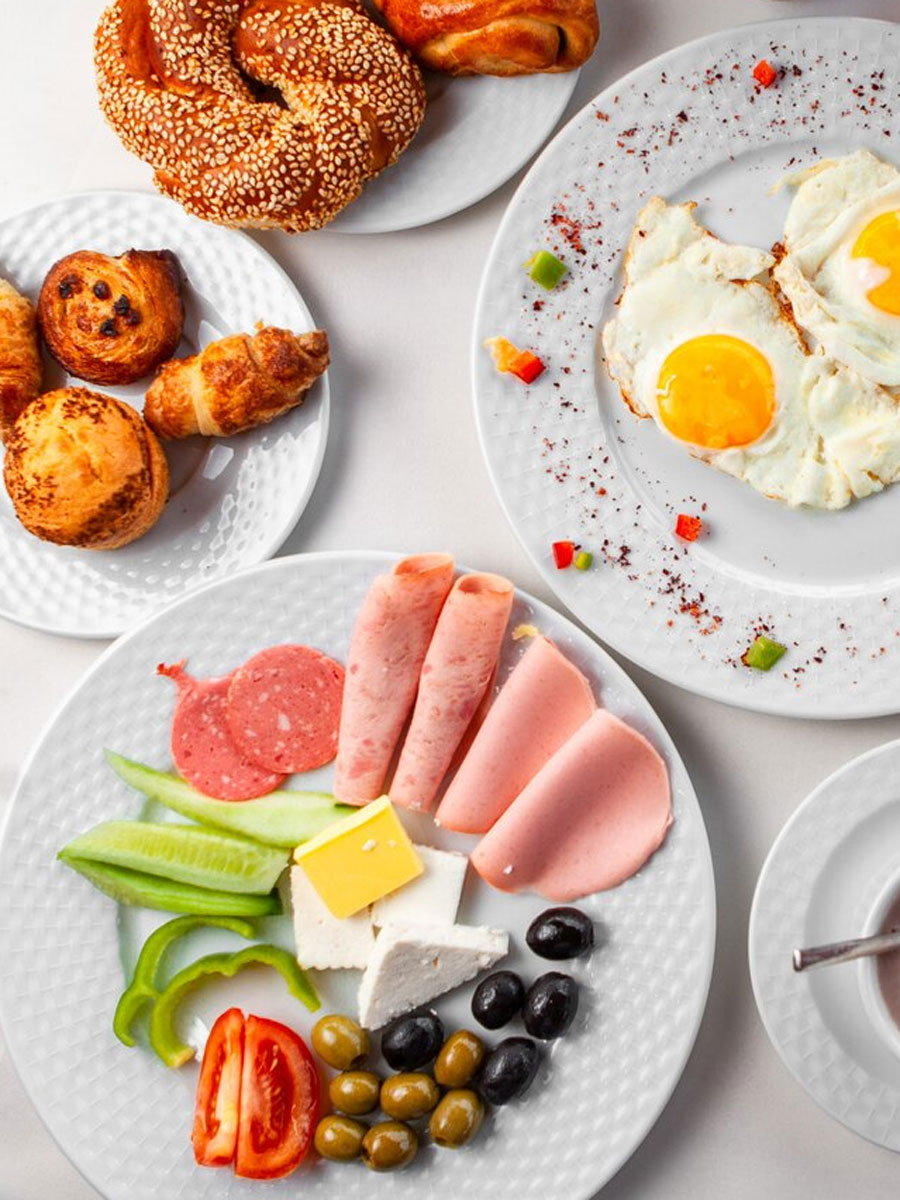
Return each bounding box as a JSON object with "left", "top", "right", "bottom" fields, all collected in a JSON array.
[
  {"left": 144, "top": 327, "right": 329, "bottom": 439},
  {"left": 372, "top": 0, "right": 599, "bottom": 75},
  {"left": 38, "top": 249, "right": 184, "bottom": 386},
  {"left": 0, "top": 277, "right": 41, "bottom": 441},
  {"left": 94, "top": 0, "right": 426, "bottom": 232},
  {"left": 4, "top": 388, "right": 169, "bottom": 549}
]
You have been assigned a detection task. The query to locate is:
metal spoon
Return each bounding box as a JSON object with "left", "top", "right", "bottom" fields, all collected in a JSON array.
[{"left": 793, "top": 927, "right": 900, "bottom": 972}]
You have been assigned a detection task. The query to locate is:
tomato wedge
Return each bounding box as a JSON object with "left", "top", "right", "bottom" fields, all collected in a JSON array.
[
  {"left": 192, "top": 1007, "right": 244, "bottom": 1167},
  {"left": 234, "top": 1014, "right": 320, "bottom": 1179}
]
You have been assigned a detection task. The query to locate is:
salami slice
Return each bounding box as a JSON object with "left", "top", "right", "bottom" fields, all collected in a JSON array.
[
  {"left": 158, "top": 662, "right": 285, "bottom": 801},
  {"left": 225, "top": 645, "right": 345, "bottom": 775}
]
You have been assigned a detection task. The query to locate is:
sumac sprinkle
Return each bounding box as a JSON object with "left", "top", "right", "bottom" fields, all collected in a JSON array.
[
  {"left": 113, "top": 295, "right": 131, "bottom": 315},
  {"left": 125, "top": 309, "right": 141, "bottom": 326},
  {"left": 99, "top": 318, "right": 118, "bottom": 337},
  {"left": 93, "top": 280, "right": 110, "bottom": 299}
]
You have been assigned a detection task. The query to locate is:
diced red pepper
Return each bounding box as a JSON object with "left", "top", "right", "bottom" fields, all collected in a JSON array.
[
  {"left": 509, "top": 350, "right": 546, "bottom": 383},
  {"left": 753, "top": 59, "right": 777, "bottom": 88},
  {"left": 675, "top": 514, "right": 703, "bottom": 542},
  {"left": 552, "top": 540, "right": 575, "bottom": 569}
]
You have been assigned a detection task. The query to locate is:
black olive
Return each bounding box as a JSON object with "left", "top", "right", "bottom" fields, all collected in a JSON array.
[
  {"left": 526, "top": 907, "right": 594, "bottom": 960},
  {"left": 92, "top": 280, "right": 110, "bottom": 299},
  {"left": 380, "top": 1011, "right": 443, "bottom": 1071},
  {"left": 522, "top": 973, "right": 579, "bottom": 1040},
  {"left": 99, "top": 318, "right": 118, "bottom": 337},
  {"left": 471, "top": 970, "right": 524, "bottom": 1030},
  {"left": 113, "top": 294, "right": 131, "bottom": 315},
  {"left": 480, "top": 1037, "right": 540, "bottom": 1105}
]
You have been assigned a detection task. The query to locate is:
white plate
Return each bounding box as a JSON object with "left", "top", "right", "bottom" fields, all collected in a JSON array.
[
  {"left": 472, "top": 17, "right": 900, "bottom": 719},
  {"left": 749, "top": 738, "right": 900, "bottom": 1152},
  {"left": 0, "top": 551, "right": 714, "bottom": 1200},
  {"left": 329, "top": 70, "right": 578, "bottom": 233},
  {"left": 0, "top": 191, "right": 329, "bottom": 639}
]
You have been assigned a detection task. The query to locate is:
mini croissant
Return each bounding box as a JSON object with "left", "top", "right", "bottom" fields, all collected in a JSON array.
[
  {"left": 143, "top": 327, "right": 329, "bottom": 439},
  {"left": 372, "top": 0, "right": 599, "bottom": 76}
]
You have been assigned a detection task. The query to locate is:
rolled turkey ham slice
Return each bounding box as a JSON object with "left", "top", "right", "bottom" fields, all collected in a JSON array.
[
  {"left": 471, "top": 709, "right": 672, "bottom": 900},
  {"left": 334, "top": 553, "right": 454, "bottom": 804},
  {"left": 436, "top": 636, "right": 596, "bottom": 834},
  {"left": 390, "top": 572, "right": 514, "bottom": 812}
]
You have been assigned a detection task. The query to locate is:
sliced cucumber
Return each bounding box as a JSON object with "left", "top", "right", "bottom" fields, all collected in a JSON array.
[
  {"left": 59, "top": 857, "right": 281, "bottom": 916},
  {"left": 59, "top": 821, "right": 288, "bottom": 894},
  {"left": 106, "top": 750, "right": 354, "bottom": 848}
]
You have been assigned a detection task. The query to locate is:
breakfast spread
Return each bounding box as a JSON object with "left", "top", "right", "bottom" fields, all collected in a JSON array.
[
  {"left": 94, "top": 0, "right": 426, "bottom": 232},
  {"left": 3, "top": 387, "right": 169, "bottom": 549},
  {"left": 373, "top": 0, "right": 599, "bottom": 76},
  {"left": 37, "top": 249, "right": 184, "bottom": 385},
  {"left": 144, "top": 327, "right": 329, "bottom": 438},
  {"left": 0, "top": 276, "right": 41, "bottom": 440}
]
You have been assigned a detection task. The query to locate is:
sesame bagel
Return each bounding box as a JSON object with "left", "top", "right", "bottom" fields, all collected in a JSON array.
[{"left": 94, "top": 0, "right": 426, "bottom": 232}]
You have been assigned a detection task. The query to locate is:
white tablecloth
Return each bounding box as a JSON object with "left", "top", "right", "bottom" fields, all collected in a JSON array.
[{"left": 2, "top": 0, "right": 900, "bottom": 1196}]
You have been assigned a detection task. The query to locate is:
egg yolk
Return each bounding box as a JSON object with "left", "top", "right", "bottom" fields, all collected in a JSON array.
[
  {"left": 655, "top": 335, "right": 775, "bottom": 449},
  {"left": 851, "top": 210, "right": 900, "bottom": 315}
]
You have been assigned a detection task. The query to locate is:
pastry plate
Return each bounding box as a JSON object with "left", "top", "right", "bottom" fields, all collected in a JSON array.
[
  {"left": 749, "top": 738, "right": 900, "bottom": 1152},
  {"left": 0, "top": 551, "right": 715, "bottom": 1200},
  {"left": 329, "top": 69, "right": 579, "bottom": 233},
  {"left": 472, "top": 17, "right": 900, "bottom": 718},
  {"left": 0, "top": 190, "right": 329, "bottom": 639}
]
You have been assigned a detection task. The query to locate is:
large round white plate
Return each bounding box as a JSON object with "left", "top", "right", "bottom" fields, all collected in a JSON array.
[
  {"left": 749, "top": 739, "right": 900, "bottom": 1151},
  {"left": 329, "top": 70, "right": 578, "bottom": 233},
  {"left": 472, "top": 17, "right": 900, "bottom": 719},
  {"left": 0, "top": 191, "right": 329, "bottom": 639},
  {"left": 0, "top": 551, "right": 714, "bottom": 1200}
]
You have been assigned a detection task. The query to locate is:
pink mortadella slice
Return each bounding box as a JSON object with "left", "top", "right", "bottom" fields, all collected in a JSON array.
[
  {"left": 390, "top": 572, "right": 515, "bottom": 812},
  {"left": 436, "top": 636, "right": 596, "bottom": 834},
  {"left": 471, "top": 709, "right": 672, "bottom": 900},
  {"left": 333, "top": 553, "right": 454, "bottom": 804},
  {"left": 158, "top": 662, "right": 286, "bottom": 801}
]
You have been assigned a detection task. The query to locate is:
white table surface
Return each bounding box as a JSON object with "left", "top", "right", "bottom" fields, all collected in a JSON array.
[{"left": 2, "top": 0, "right": 900, "bottom": 1197}]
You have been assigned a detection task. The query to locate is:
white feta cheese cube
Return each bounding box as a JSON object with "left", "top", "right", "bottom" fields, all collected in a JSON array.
[
  {"left": 290, "top": 865, "right": 374, "bottom": 971},
  {"left": 371, "top": 844, "right": 468, "bottom": 929},
  {"left": 357, "top": 920, "right": 508, "bottom": 1029}
]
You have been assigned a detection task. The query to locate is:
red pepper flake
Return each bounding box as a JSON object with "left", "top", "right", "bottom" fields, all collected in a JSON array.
[
  {"left": 552, "top": 540, "right": 575, "bottom": 569},
  {"left": 753, "top": 59, "right": 777, "bottom": 89},
  {"left": 675, "top": 514, "right": 703, "bottom": 542}
]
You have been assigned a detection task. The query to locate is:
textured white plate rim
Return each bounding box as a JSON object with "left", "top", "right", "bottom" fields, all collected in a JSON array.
[
  {"left": 747, "top": 737, "right": 900, "bottom": 1149},
  {"left": 0, "top": 548, "right": 715, "bottom": 1200},
  {"left": 0, "top": 188, "right": 331, "bottom": 640},
  {"left": 471, "top": 16, "right": 900, "bottom": 723}
]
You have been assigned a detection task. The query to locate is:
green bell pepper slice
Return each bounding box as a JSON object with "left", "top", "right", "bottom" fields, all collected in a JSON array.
[
  {"left": 149, "top": 944, "right": 320, "bottom": 1068},
  {"left": 113, "top": 915, "right": 255, "bottom": 1048},
  {"left": 524, "top": 250, "right": 568, "bottom": 290}
]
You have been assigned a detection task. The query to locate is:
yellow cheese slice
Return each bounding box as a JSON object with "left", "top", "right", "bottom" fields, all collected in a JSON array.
[{"left": 294, "top": 796, "right": 423, "bottom": 919}]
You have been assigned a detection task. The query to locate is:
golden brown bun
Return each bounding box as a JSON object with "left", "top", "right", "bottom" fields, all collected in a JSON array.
[
  {"left": 372, "top": 0, "right": 599, "bottom": 74},
  {"left": 144, "top": 327, "right": 329, "bottom": 439},
  {"left": 0, "top": 277, "right": 42, "bottom": 441},
  {"left": 3, "top": 387, "right": 169, "bottom": 549},
  {"left": 37, "top": 249, "right": 184, "bottom": 385},
  {"left": 94, "top": 0, "right": 426, "bottom": 232}
]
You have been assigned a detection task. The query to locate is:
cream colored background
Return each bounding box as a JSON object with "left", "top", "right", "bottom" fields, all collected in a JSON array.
[{"left": 2, "top": 1, "right": 900, "bottom": 1197}]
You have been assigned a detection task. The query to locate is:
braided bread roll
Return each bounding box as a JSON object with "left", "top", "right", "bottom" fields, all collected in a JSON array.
[
  {"left": 94, "top": 0, "right": 426, "bottom": 231},
  {"left": 143, "top": 327, "right": 329, "bottom": 438},
  {"left": 372, "top": 0, "right": 599, "bottom": 75},
  {"left": 0, "top": 277, "right": 41, "bottom": 442}
]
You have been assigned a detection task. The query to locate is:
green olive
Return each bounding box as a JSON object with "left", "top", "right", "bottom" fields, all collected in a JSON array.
[
  {"left": 361, "top": 1120, "right": 418, "bottom": 1171},
  {"left": 429, "top": 1089, "right": 485, "bottom": 1149},
  {"left": 311, "top": 1014, "right": 369, "bottom": 1071},
  {"left": 379, "top": 1072, "right": 440, "bottom": 1120},
  {"left": 314, "top": 1114, "right": 367, "bottom": 1162},
  {"left": 329, "top": 1070, "right": 381, "bottom": 1115},
  {"left": 434, "top": 1030, "right": 485, "bottom": 1088}
]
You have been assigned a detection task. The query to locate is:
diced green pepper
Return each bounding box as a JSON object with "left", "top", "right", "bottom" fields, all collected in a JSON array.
[
  {"left": 743, "top": 635, "right": 787, "bottom": 671},
  {"left": 105, "top": 751, "right": 353, "bottom": 848},
  {"left": 149, "top": 944, "right": 320, "bottom": 1067},
  {"left": 113, "top": 915, "right": 255, "bottom": 1047},
  {"left": 59, "top": 856, "right": 281, "bottom": 917},
  {"left": 524, "top": 250, "right": 568, "bottom": 290},
  {"left": 574, "top": 551, "right": 593, "bottom": 571}
]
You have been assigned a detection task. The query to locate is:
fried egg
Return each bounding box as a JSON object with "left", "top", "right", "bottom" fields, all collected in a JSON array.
[
  {"left": 602, "top": 197, "right": 900, "bottom": 509},
  {"left": 774, "top": 150, "right": 900, "bottom": 387}
]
